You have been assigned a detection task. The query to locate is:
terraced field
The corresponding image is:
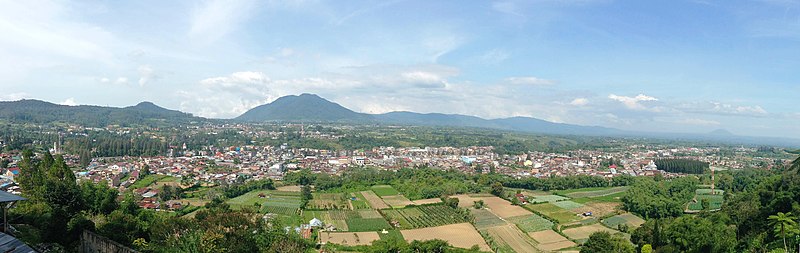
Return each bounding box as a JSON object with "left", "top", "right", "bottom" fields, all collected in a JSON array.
[
  {"left": 527, "top": 203, "right": 579, "bottom": 223},
  {"left": 486, "top": 224, "right": 541, "bottom": 253},
  {"left": 507, "top": 214, "right": 553, "bottom": 232},
  {"left": 382, "top": 205, "right": 471, "bottom": 229}
]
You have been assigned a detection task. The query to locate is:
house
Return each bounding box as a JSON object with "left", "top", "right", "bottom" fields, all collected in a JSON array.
[
  {"left": 4, "top": 167, "right": 20, "bottom": 180},
  {"left": 515, "top": 193, "right": 528, "bottom": 204},
  {"left": 309, "top": 218, "right": 323, "bottom": 227}
]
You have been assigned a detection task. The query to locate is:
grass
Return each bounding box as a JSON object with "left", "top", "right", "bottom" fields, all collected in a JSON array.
[
  {"left": 507, "top": 214, "right": 553, "bottom": 232},
  {"left": 346, "top": 218, "right": 392, "bottom": 232},
  {"left": 371, "top": 185, "right": 400, "bottom": 196},
  {"left": 552, "top": 200, "right": 584, "bottom": 210},
  {"left": 527, "top": 203, "right": 579, "bottom": 224},
  {"left": 129, "top": 174, "right": 167, "bottom": 189},
  {"left": 688, "top": 194, "right": 724, "bottom": 211},
  {"left": 379, "top": 229, "right": 404, "bottom": 241},
  {"left": 529, "top": 195, "right": 569, "bottom": 203},
  {"left": 587, "top": 191, "right": 627, "bottom": 203}
]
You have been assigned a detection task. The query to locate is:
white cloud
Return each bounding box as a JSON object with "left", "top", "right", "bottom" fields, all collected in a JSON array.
[
  {"left": 137, "top": 65, "right": 157, "bottom": 86},
  {"left": 678, "top": 101, "right": 769, "bottom": 116},
  {"left": 99, "top": 77, "right": 110, "bottom": 83},
  {"left": 676, "top": 118, "right": 721, "bottom": 126},
  {"left": 608, "top": 93, "right": 658, "bottom": 110},
  {"left": 60, "top": 98, "right": 78, "bottom": 106},
  {"left": 0, "top": 92, "right": 29, "bottom": 101},
  {"left": 189, "top": 0, "right": 258, "bottom": 45},
  {"left": 480, "top": 49, "right": 510, "bottom": 64},
  {"left": 505, "top": 76, "right": 555, "bottom": 86},
  {"left": 569, "top": 98, "right": 589, "bottom": 106},
  {"left": 115, "top": 77, "right": 129, "bottom": 85}
]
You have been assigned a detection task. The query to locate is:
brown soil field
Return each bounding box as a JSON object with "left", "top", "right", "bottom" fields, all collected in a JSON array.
[
  {"left": 486, "top": 224, "right": 540, "bottom": 253},
  {"left": 562, "top": 223, "right": 619, "bottom": 240},
  {"left": 360, "top": 191, "right": 390, "bottom": 209},
  {"left": 571, "top": 201, "right": 620, "bottom": 217},
  {"left": 479, "top": 197, "right": 533, "bottom": 218},
  {"left": 412, "top": 198, "right": 442, "bottom": 205},
  {"left": 276, "top": 185, "right": 302, "bottom": 192},
  {"left": 452, "top": 194, "right": 479, "bottom": 208},
  {"left": 320, "top": 231, "right": 381, "bottom": 246},
  {"left": 401, "top": 223, "right": 491, "bottom": 251},
  {"left": 528, "top": 230, "right": 576, "bottom": 251},
  {"left": 178, "top": 198, "right": 209, "bottom": 207},
  {"left": 382, "top": 195, "right": 414, "bottom": 208}
]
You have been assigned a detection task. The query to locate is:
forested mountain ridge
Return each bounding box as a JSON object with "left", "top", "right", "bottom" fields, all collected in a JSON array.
[{"left": 0, "top": 99, "right": 201, "bottom": 127}]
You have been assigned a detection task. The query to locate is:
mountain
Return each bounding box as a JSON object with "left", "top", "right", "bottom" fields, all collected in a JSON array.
[
  {"left": 708, "top": 129, "right": 734, "bottom": 136},
  {"left": 236, "top": 94, "right": 623, "bottom": 136},
  {"left": 0, "top": 99, "right": 200, "bottom": 127},
  {"left": 236, "top": 93, "right": 371, "bottom": 122}
]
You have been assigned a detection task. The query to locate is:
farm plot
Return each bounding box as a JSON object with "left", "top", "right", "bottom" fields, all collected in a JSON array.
[
  {"left": 485, "top": 224, "right": 540, "bottom": 253},
  {"left": 401, "top": 223, "right": 491, "bottom": 251},
  {"left": 346, "top": 218, "right": 392, "bottom": 232},
  {"left": 602, "top": 213, "right": 645, "bottom": 229},
  {"left": 371, "top": 185, "right": 400, "bottom": 196},
  {"left": 552, "top": 200, "right": 584, "bottom": 210},
  {"left": 382, "top": 195, "right": 414, "bottom": 208},
  {"left": 571, "top": 201, "right": 620, "bottom": 217},
  {"left": 480, "top": 197, "right": 532, "bottom": 218},
  {"left": 471, "top": 209, "right": 506, "bottom": 229},
  {"left": 349, "top": 192, "right": 371, "bottom": 209},
  {"left": 320, "top": 231, "right": 381, "bottom": 246},
  {"left": 308, "top": 193, "right": 350, "bottom": 210},
  {"left": 452, "top": 194, "right": 479, "bottom": 208},
  {"left": 412, "top": 198, "right": 442, "bottom": 205},
  {"left": 382, "top": 205, "right": 471, "bottom": 229},
  {"left": 303, "top": 210, "right": 354, "bottom": 231},
  {"left": 262, "top": 191, "right": 303, "bottom": 215},
  {"left": 687, "top": 189, "right": 725, "bottom": 211},
  {"left": 529, "top": 195, "right": 569, "bottom": 204},
  {"left": 276, "top": 185, "right": 301, "bottom": 192},
  {"left": 562, "top": 223, "right": 619, "bottom": 241},
  {"left": 360, "top": 191, "right": 390, "bottom": 209},
  {"left": 528, "top": 203, "right": 579, "bottom": 224},
  {"left": 507, "top": 214, "right": 553, "bottom": 232},
  {"left": 559, "top": 186, "right": 629, "bottom": 199},
  {"left": 528, "top": 230, "right": 576, "bottom": 251},
  {"left": 227, "top": 190, "right": 272, "bottom": 209}
]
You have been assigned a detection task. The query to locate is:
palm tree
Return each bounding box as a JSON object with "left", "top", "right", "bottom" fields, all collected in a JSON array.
[{"left": 768, "top": 212, "right": 797, "bottom": 252}]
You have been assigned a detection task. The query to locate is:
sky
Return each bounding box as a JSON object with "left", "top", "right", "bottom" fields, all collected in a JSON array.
[{"left": 1, "top": 0, "right": 799, "bottom": 138}]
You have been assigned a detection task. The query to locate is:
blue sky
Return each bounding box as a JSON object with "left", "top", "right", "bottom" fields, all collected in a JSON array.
[{"left": 0, "top": 0, "right": 798, "bottom": 138}]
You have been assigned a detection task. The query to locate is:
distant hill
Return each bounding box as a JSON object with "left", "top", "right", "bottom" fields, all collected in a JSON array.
[
  {"left": 0, "top": 99, "right": 200, "bottom": 127},
  {"left": 236, "top": 93, "right": 371, "bottom": 122},
  {"left": 236, "top": 94, "right": 622, "bottom": 136}
]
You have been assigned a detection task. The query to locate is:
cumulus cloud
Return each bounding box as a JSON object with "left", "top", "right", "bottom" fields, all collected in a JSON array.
[
  {"left": 678, "top": 101, "right": 768, "bottom": 116},
  {"left": 60, "top": 98, "right": 78, "bottom": 106},
  {"left": 569, "top": 98, "right": 589, "bottom": 106},
  {"left": 0, "top": 92, "right": 29, "bottom": 101},
  {"left": 505, "top": 76, "right": 555, "bottom": 86},
  {"left": 115, "top": 77, "right": 129, "bottom": 85},
  {"left": 608, "top": 94, "right": 658, "bottom": 110},
  {"left": 137, "top": 65, "right": 157, "bottom": 86}
]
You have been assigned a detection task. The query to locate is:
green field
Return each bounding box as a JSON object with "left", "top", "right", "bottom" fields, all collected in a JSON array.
[
  {"left": 552, "top": 200, "right": 584, "bottom": 210},
  {"left": 308, "top": 192, "right": 350, "bottom": 210},
  {"left": 227, "top": 190, "right": 302, "bottom": 215},
  {"left": 471, "top": 208, "right": 507, "bottom": 229},
  {"left": 556, "top": 186, "right": 629, "bottom": 198},
  {"left": 528, "top": 203, "right": 579, "bottom": 223},
  {"left": 129, "top": 174, "right": 168, "bottom": 189},
  {"left": 350, "top": 192, "right": 371, "bottom": 209},
  {"left": 381, "top": 205, "right": 471, "bottom": 229},
  {"left": 687, "top": 189, "right": 725, "bottom": 211},
  {"left": 507, "top": 214, "right": 554, "bottom": 232},
  {"left": 346, "top": 218, "right": 392, "bottom": 232},
  {"left": 602, "top": 213, "right": 645, "bottom": 229},
  {"left": 371, "top": 185, "right": 400, "bottom": 196},
  {"left": 530, "top": 195, "right": 569, "bottom": 203}
]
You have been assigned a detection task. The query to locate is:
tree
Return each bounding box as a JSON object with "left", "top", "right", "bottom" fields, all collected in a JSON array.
[
  {"left": 581, "top": 231, "right": 635, "bottom": 253},
  {"left": 490, "top": 182, "right": 504, "bottom": 197},
  {"left": 473, "top": 200, "right": 484, "bottom": 209},
  {"left": 641, "top": 244, "right": 653, "bottom": 253},
  {"left": 768, "top": 212, "right": 797, "bottom": 252},
  {"left": 444, "top": 197, "right": 459, "bottom": 209}
]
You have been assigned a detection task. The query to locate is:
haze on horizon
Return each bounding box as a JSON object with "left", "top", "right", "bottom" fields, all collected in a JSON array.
[{"left": 0, "top": 0, "right": 798, "bottom": 138}]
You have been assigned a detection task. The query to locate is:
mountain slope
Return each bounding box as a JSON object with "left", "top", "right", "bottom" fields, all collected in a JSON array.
[
  {"left": 0, "top": 99, "right": 199, "bottom": 127},
  {"left": 236, "top": 93, "right": 370, "bottom": 122}
]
